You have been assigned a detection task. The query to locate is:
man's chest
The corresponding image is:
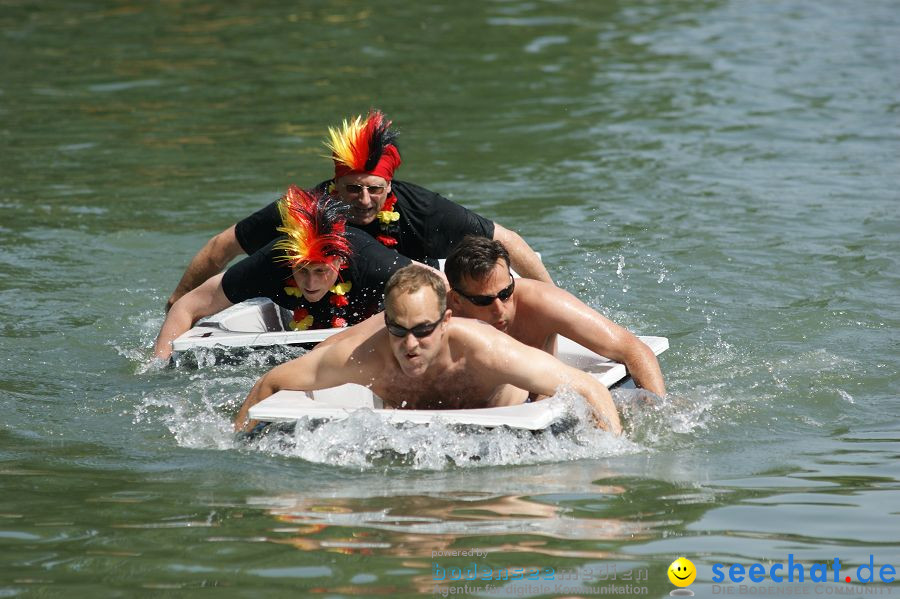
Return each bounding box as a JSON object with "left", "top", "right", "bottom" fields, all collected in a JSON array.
[{"left": 374, "top": 369, "right": 494, "bottom": 410}]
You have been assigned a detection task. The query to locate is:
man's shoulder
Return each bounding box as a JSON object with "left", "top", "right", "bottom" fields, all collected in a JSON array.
[
  {"left": 447, "top": 318, "right": 507, "bottom": 350},
  {"left": 344, "top": 226, "right": 409, "bottom": 276},
  {"left": 391, "top": 179, "right": 432, "bottom": 194},
  {"left": 392, "top": 180, "right": 445, "bottom": 205},
  {"left": 228, "top": 238, "right": 288, "bottom": 276},
  {"left": 329, "top": 316, "right": 391, "bottom": 352},
  {"left": 447, "top": 318, "right": 546, "bottom": 376},
  {"left": 514, "top": 280, "right": 598, "bottom": 337},
  {"left": 516, "top": 277, "right": 553, "bottom": 293},
  {"left": 345, "top": 226, "right": 381, "bottom": 249},
  {"left": 517, "top": 278, "right": 577, "bottom": 307}
]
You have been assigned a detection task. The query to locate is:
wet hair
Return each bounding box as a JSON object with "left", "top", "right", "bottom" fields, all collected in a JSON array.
[
  {"left": 444, "top": 236, "right": 511, "bottom": 290},
  {"left": 384, "top": 264, "right": 447, "bottom": 317}
]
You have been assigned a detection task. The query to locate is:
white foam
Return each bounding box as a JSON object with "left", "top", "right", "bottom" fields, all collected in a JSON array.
[{"left": 242, "top": 391, "right": 640, "bottom": 470}]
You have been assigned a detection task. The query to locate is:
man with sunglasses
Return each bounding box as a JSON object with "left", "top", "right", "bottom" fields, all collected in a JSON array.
[
  {"left": 165, "top": 110, "right": 550, "bottom": 311},
  {"left": 233, "top": 265, "right": 623, "bottom": 435},
  {"left": 445, "top": 236, "right": 666, "bottom": 397}
]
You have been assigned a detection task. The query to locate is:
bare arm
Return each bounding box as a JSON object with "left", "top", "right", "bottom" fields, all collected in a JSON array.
[
  {"left": 166, "top": 225, "right": 244, "bottom": 311},
  {"left": 492, "top": 223, "right": 553, "bottom": 284},
  {"left": 233, "top": 338, "right": 373, "bottom": 432},
  {"left": 565, "top": 368, "right": 623, "bottom": 435},
  {"left": 154, "top": 274, "right": 235, "bottom": 361},
  {"left": 473, "top": 325, "right": 622, "bottom": 434},
  {"left": 540, "top": 286, "right": 666, "bottom": 397}
]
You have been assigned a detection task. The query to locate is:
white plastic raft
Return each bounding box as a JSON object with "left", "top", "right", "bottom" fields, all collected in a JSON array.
[
  {"left": 248, "top": 335, "right": 668, "bottom": 430},
  {"left": 172, "top": 297, "right": 334, "bottom": 352}
]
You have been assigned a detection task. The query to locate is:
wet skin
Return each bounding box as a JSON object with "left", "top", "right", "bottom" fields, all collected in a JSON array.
[{"left": 448, "top": 259, "right": 667, "bottom": 397}]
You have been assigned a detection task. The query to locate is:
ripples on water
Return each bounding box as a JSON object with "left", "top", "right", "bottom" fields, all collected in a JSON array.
[{"left": 2, "top": 0, "right": 899, "bottom": 594}]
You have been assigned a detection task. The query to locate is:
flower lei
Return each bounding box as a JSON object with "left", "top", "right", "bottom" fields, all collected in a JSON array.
[
  {"left": 374, "top": 194, "right": 400, "bottom": 247},
  {"left": 283, "top": 278, "right": 352, "bottom": 330}
]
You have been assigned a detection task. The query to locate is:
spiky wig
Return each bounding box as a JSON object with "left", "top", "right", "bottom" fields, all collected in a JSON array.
[
  {"left": 273, "top": 185, "right": 352, "bottom": 269},
  {"left": 324, "top": 110, "right": 402, "bottom": 181}
]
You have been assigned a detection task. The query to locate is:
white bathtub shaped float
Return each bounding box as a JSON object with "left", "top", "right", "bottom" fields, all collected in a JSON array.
[
  {"left": 248, "top": 335, "right": 668, "bottom": 431},
  {"left": 172, "top": 297, "right": 337, "bottom": 353}
]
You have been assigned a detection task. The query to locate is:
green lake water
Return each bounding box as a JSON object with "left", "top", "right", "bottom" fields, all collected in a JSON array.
[{"left": 1, "top": 0, "right": 898, "bottom": 596}]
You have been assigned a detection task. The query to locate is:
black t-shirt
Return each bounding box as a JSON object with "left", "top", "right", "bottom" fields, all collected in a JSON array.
[
  {"left": 234, "top": 180, "right": 495, "bottom": 267},
  {"left": 221, "top": 227, "right": 411, "bottom": 328}
]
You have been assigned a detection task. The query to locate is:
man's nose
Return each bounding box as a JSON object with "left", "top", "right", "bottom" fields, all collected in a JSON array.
[
  {"left": 490, "top": 297, "right": 504, "bottom": 314},
  {"left": 403, "top": 333, "right": 418, "bottom": 350},
  {"left": 355, "top": 188, "right": 373, "bottom": 206}
]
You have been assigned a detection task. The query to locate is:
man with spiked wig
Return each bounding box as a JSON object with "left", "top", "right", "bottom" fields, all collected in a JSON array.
[
  {"left": 234, "top": 264, "right": 623, "bottom": 435},
  {"left": 154, "top": 186, "right": 410, "bottom": 360},
  {"left": 165, "top": 110, "right": 551, "bottom": 311}
]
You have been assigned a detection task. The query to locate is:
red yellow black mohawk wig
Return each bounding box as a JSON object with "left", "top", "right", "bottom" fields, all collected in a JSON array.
[
  {"left": 274, "top": 185, "right": 352, "bottom": 269},
  {"left": 324, "top": 110, "right": 402, "bottom": 181}
]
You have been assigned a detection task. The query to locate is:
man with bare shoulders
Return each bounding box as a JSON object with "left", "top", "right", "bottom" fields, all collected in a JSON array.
[
  {"left": 444, "top": 236, "right": 666, "bottom": 397},
  {"left": 234, "top": 265, "right": 623, "bottom": 435}
]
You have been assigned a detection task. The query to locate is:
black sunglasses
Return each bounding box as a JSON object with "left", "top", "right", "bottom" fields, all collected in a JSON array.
[
  {"left": 384, "top": 315, "right": 444, "bottom": 338},
  {"left": 344, "top": 183, "right": 386, "bottom": 195},
  {"left": 454, "top": 277, "right": 515, "bottom": 307}
]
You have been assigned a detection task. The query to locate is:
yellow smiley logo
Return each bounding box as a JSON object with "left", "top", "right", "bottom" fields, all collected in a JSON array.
[{"left": 668, "top": 557, "right": 696, "bottom": 587}]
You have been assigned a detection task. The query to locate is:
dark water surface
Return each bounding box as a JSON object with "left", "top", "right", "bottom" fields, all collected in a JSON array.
[{"left": 2, "top": 0, "right": 898, "bottom": 596}]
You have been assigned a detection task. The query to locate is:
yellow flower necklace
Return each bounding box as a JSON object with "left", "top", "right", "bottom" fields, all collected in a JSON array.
[{"left": 283, "top": 279, "right": 353, "bottom": 330}]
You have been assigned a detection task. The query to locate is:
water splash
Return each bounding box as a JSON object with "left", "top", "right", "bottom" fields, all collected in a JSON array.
[
  {"left": 131, "top": 377, "right": 722, "bottom": 471},
  {"left": 242, "top": 392, "right": 640, "bottom": 470},
  {"left": 171, "top": 345, "right": 307, "bottom": 370},
  {"left": 113, "top": 308, "right": 309, "bottom": 373},
  {"left": 617, "top": 388, "right": 712, "bottom": 445}
]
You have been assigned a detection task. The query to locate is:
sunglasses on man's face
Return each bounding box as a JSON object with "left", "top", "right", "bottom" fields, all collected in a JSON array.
[
  {"left": 385, "top": 315, "right": 443, "bottom": 338},
  {"left": 454, "top": 277, "right": 515, "bottom": 307},
  {"left": 344, "top": 183, "right": 386, "bottom": 195}
]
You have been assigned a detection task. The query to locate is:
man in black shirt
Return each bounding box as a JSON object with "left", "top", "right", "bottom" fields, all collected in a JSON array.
[
  {"left": 165, "top": 110, "right": 550, "bottom": 311},
  {"left": 154, "top": 186, "right": 410, "bottom": 360}
]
